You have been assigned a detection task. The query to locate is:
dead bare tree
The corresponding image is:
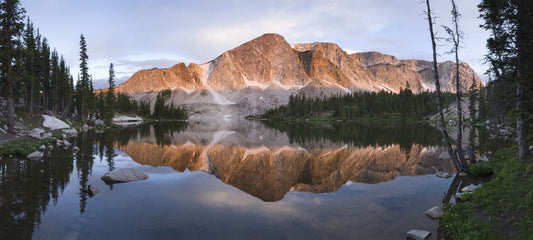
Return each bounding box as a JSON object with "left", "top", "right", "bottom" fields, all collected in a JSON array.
[
  {"left": 425, "top": 0, "right": 464, "bottom": 172},
  {"left": 443, "top": 0, "right": 469, "bottom": 168}
]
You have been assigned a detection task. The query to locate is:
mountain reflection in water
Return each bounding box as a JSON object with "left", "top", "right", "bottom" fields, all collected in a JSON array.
[
  {"left": 0, "top": 120, "right": 460, "bottom": 240},
  {"left": 114, "top": 120, "right": 454, "bottom": 202}
]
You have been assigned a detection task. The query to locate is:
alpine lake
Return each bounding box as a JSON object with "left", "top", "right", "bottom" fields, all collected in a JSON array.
[{"left": 0, "top": 120, "right": 502, "bottom": 240}]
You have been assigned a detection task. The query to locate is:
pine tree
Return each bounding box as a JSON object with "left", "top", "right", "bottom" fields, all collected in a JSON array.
[
  {"left": 468, "top": 78, "right": 479, "bottom": 122},
  {"left": 479, "top": 0, "right": 532, "bottom": 159},
  {"left": 58, "top": 56, "right": 73, "bottom": 115},
  {"left": 77, "top": 34, "right": 90, "bottom": 125},
  {"left": 0, "top": 0, "right": 25, "bottom": 133},
  {"left": 21, "top": 18, "right": 38, "bottom": 113},
  {"left": 50, "top": 49, "right": 59, "bottom": 112},
  {"left": 104, "top": 63, "right": 116, "bottom": 125},
  {"left": 87, "top": 75, "right": 96, "bottom": 120},
  {"left": 39, "top": 38, "right": 50, "bottom": 108}
]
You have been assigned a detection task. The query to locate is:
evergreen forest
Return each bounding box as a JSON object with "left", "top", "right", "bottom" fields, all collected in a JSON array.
[
  {"left": 0, "top": 0, "right": 186, "bottom": 132},
  {"left": 256, "top": 89, "right": 458, "bottom": 122}
]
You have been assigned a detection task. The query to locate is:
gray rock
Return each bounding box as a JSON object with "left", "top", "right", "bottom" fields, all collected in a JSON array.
[
  {"left": 407, "top": 229, "right": 431, "bottom": 240},
  {"left": 72, "top": 146, "right": 80, "bottom": 152},
  {"left": 438, "top": 151, "right": 450, "bottom": 159},
  {"left": 461, "top": 185, "right": 475, "bottom": 193},
  {"left": 88, "top": 184, "right": 99, "bottom": 197},
  {"left": 101, "top": 168, "right": 149, "bottom": 183},
  {"left": 425, "top": 206, "right": 444, "bottom": 219},
  {"left": 63, "top": 139, "right": 71, "bottom": 146},
  {"left": 27, "top": 151, "right": 44, "bottom": 160},
  {"left": 82, "top": 124, "right": 89, "bottom": 132},
  {"left": 435, "top": 172, "right": 451, "bottom": 178},
  {"left": 62, "top": 133, "right": 67, "bottom": 139},
  {"left": 28, "top": 128, "right": 45, "bottom": 139},
  {"left": 41, "top": 132, "right": 52, "bottom": 139},
  {"left": 39, "top": 145, "right": 46, "bottom": 151},
  {"left": 48, "top": 145, "right": 54, "bottom": 150},
  {"left": 455, "top": 193, "right": 463, "bottom": 200},
  {"left": 63, "top": 128, "right": 78, "bottom": 137}
]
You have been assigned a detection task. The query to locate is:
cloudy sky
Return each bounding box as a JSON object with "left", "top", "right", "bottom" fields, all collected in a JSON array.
[{"left": 21, "top": 0, "right": 489, "bottom": 89}]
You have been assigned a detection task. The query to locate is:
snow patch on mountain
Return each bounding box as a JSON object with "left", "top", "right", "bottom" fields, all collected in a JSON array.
[
  {"left": 272, "top": 81, "right": 303, "bottom": 90},
  {"left": 242, "top": 74, "right": 270, "bottom": 90},
  {"left": 180, "top": 87, "right": 195, "bottom": 95},
  {"left": 323, "top": 80, "right": 351, "bottom": 93},
  {"left": 200, "top": 63, "right": 235, "bottom": 105},
  {"left": 380, "top": 84, "right": 396, "bottom": 93}
]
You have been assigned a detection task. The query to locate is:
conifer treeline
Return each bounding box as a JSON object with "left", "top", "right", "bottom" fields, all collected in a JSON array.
[
  {"left": 0, "top": 15, "right": 74, "bottom": 116},
  {"left": 259, "top": 89, "right": 457, "bottom": 121},
  {"left": 1, "top": 0, "right": 187, "bottom": 127},
  {"left": 110, "top": 91, "right": 187, "bottom": 120}
]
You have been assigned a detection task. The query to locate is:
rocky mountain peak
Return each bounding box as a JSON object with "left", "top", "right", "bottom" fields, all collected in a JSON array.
[
  {"left": 352, "top": 51, "right": 400, "bottom": 66},
  {"left": 115, "top": 33, "right": 484, "bottom": 118}
]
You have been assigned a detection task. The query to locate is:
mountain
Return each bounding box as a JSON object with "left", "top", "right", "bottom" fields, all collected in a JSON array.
[{"left": 116, "top": 33, "right": 483, "bottom": 118}]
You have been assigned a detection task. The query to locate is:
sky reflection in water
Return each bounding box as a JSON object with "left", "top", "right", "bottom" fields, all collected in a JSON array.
[{"left": 1, "top": 120, "right": 468, "bottom": 240}]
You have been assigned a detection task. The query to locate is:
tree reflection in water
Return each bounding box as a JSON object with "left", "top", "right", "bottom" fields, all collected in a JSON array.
[
  {"left": 0, "top": 148, "right": 74, "bottom": 239},
  {"left": 4, "top": 120, "right": 497, "bottom": 239},
  {"left": 0, "top": 121, "right": 189, "bottom": 239}
]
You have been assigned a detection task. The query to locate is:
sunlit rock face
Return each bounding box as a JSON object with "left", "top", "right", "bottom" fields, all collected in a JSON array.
[
  {"left": 120, "top": 142, "right": 453, "bottom": 202},
  {"left": 353, "top": 51, "right": 483, "bottom": 93},
  {"left": 115, "top": 33, "right": 483, "bottom": 118}
]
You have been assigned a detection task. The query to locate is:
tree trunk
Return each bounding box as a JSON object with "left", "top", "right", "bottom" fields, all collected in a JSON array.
[
  {"left": 426, "top": 0, "right": 463, "bottom": 171},
  {"left": 516, "top": 0, "right": 531, "bottom": 160},
  {"left": 5, "top": 59, "right": 15, "bottom": 133},
  {"left": 449, "top": 0, "right": 468, "bottom": 168},
  {"left": 453, "top": 30, "right": 467, "bottom": 168}
]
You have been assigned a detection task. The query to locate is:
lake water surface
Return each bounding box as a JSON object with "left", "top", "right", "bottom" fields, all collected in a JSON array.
[{"left": 1, "top": 120, "right": 489, "bottom": 239}]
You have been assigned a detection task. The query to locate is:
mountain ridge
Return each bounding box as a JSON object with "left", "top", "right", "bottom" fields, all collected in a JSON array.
[{"left": 116, "top": 33, "right": 483, "bottom": 118}]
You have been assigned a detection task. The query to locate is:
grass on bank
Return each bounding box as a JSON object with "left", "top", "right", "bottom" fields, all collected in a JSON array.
[
  {"left": 0, "top": 139, "right": 53, "bottom": 157},
  {"left": 441, "top": 147, "right": 533, "bottom": 239}
]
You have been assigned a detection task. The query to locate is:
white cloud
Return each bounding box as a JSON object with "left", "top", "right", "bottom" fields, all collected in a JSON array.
[{"left": 21, "top": 0, "right": 490, "bottom": 84}]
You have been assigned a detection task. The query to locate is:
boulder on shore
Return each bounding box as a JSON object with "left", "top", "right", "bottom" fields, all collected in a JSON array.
[
  {"left": 461, "top": 185, "right": 475, "bottom": 193},
  {"left": 63, "top": 128, "right": 78, "bottom": 137},
  {"left": 28, "top": 128, "right": 46, "bottom": 139},
  {"left": 407, "top": 229, "right": 431, "bottom": 240},
  {"left": 101, "top": 168, "right": 148, "bottom": 183},
  {"left": 455, "top": 192, "right": 463, "bottom": 200},
  {"left": 425, "top": 206, "right": 444, "bottom": 219},
  {"left": 438, "top": 151, "right": 450, "bottom": 159},
  {"left": 435, "top": 172, "right": 451, "bottom": 178},
  {"left": 43, "top": 114, "right": 70, "bottom": 130},
  {"left": 27, "top": 151, "right": 44, "bottom": 160}
]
